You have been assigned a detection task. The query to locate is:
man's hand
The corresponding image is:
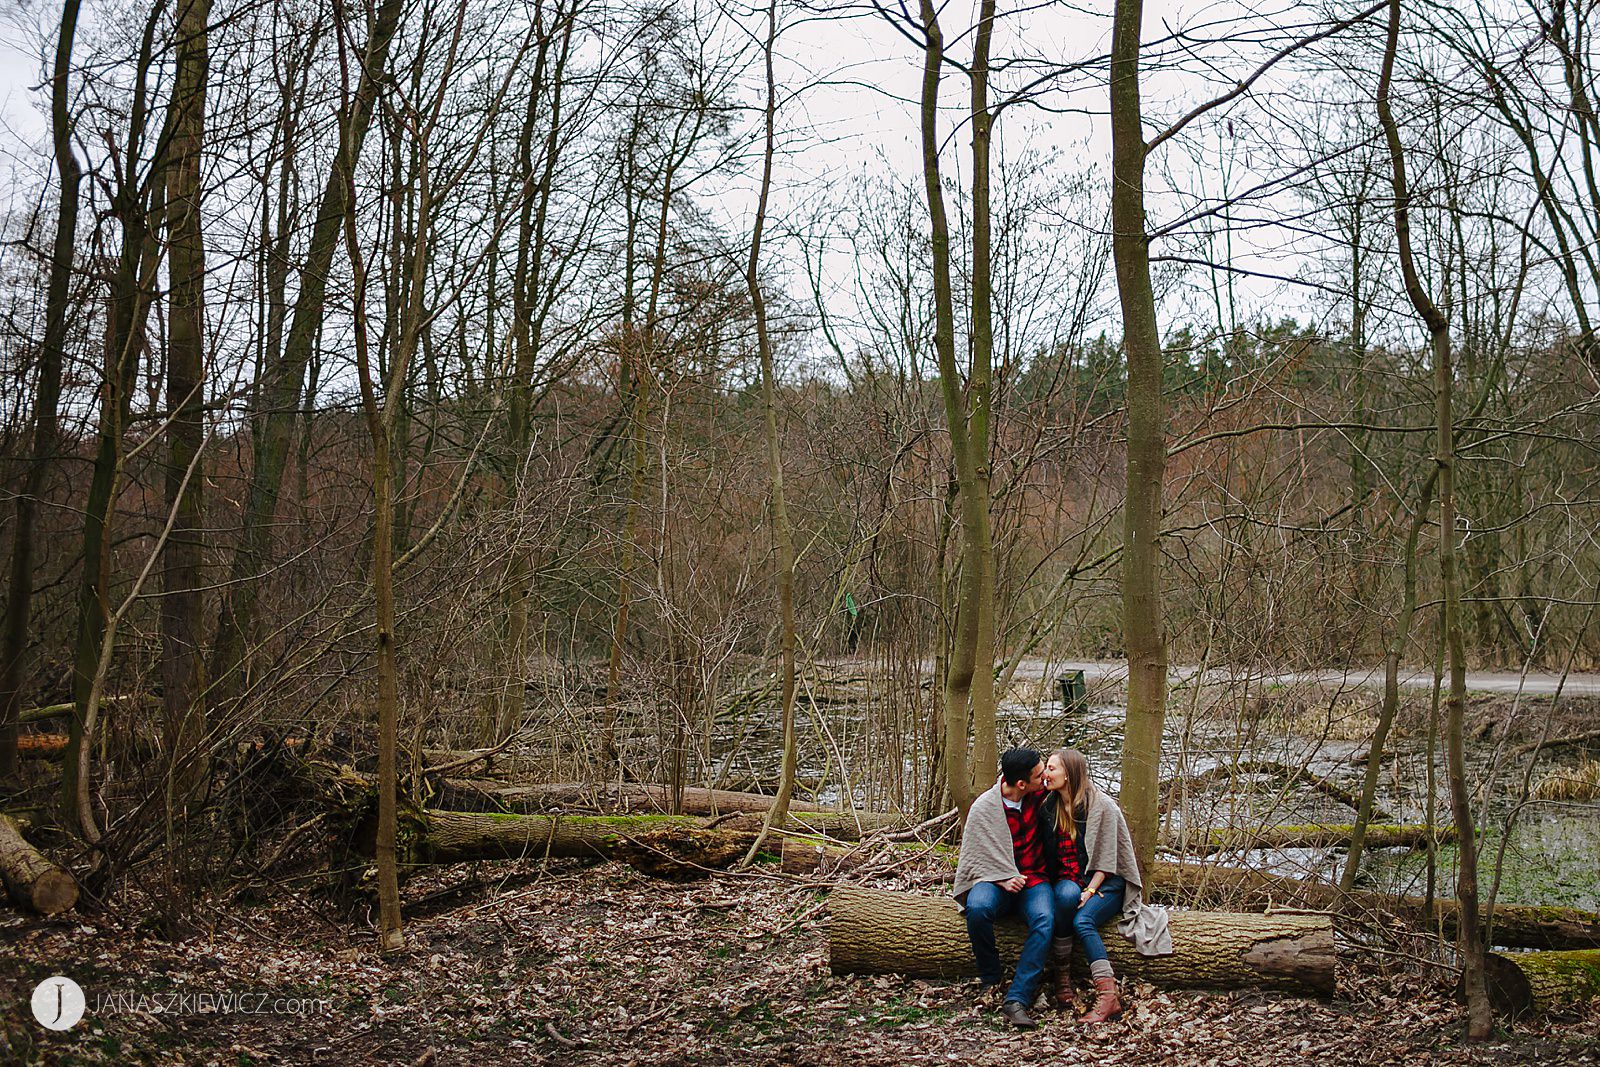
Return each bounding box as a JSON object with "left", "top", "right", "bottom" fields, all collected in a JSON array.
[{"left": 1000, "top": 876, "right": 1027, "bottom": 893}]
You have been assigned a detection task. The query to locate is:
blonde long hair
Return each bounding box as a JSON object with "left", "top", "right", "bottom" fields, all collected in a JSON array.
[{"left": 1049, "top": 748, "right": 1095, "bottom": 839}]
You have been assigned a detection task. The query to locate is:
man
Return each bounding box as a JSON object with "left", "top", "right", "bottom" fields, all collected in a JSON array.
[{"left": 952, "top": 747, "right": 1054, "bottom": 1029}]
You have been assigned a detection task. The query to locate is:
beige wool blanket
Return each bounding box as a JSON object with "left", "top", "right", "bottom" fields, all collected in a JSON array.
[
  {"left": 952, "top": 783, "right": 1022, "bottom": 904},
  {"left": 1081, "top": 786, "right": 1173, "bottom": 956}
]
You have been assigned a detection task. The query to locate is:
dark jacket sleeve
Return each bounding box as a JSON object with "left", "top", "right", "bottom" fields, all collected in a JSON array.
[{"left": 1038, "top": 794, "right": 1060, "bottom": 880}]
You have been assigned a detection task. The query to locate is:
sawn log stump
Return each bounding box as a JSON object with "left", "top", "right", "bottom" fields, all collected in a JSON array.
[
  {"left": 1484, "top": 948, "right": 1600, "bottom": 1017},
  {"left": 0, "top": 814, "right": 77, "bottom": 915}
]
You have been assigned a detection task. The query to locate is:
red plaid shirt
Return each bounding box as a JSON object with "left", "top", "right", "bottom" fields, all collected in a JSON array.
[
  {"left": 1004, "top": 792, "right": 1050, "bottom": 888},
  {"left": 1054, "top": 824, "right": 1085, "bottom": 885}
]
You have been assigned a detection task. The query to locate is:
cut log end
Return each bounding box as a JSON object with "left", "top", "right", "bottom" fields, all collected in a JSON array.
[
  {"left": 1484, "top": 948, "right": 1600, "bottom": 1018},
  {"left": 0, "top": 814, "right": 78, "bottom": 915},
  {"left": 27, "top": 869, "right": 79, "bottom": 915}
]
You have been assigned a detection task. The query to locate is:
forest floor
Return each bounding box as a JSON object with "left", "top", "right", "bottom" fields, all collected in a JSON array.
[{"left": 4, "top": 856, "right": 1598, "bottom": 1067}]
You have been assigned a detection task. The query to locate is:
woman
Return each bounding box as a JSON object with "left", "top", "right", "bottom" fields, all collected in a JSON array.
[{"left": 1041, "top": 747, "right": 1169, "bottom": 1023}]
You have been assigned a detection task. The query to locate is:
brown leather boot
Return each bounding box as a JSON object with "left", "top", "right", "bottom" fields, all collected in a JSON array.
[
  {"left": 1049, "top": 937, "right": 1074, "bottom": 1006},
  {"left": 1079, "top": 976, "right": 1122, "bottom": 1023}
]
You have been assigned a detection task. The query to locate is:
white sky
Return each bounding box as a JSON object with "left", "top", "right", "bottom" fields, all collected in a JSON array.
[{"left": 0, "top": 0, "right": 1482, "bottom": 369}]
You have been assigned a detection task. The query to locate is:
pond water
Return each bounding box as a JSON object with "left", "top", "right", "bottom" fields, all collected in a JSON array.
[{"left": 699, "top": 683, "right": 1600, "bottom": 914}]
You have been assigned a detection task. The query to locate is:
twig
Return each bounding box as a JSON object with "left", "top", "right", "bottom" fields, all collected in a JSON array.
[
  {"left": 882, "top": 807, "right": 958, "bottom": 841},
  {"left": 543, "top": 1022, "right": 580, "bottom": 1049}
]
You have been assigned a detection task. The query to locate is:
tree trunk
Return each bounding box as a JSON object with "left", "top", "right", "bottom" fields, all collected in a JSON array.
[
  {"left": 917, "top": 0, "right": 976, "bottom": 819},
  {"left": 494, "top": 8, "right": 575, "bottom": 744},
  {"left": 741, "top": 0, "right": 799, "bottom": 864},
  {"left": 965, "top": 0, "right": 999, "bottom": 795},
  {"left": 827, "top": 886, "right": 1334, "bottom": 997},
  {"left": 160, "top": 0, "right": 210, "bottom": 806},
  {"left": 0, "top": 0, "right": 81, "bottom": 785},
  {"left": 64, "top": 6, "right": 166, "bottom": 827},
  {"left": 1110, "top": 0, "right": 1169, "bottom": 874},
  {"left": 209, "top": 0, "right": 406, "bottom": 701},
  {"left": 0, "top": 814, "right": 77, "bottom": 914},
  {"left": 1375, "top": 0, "right": 1490, "bottom": 1036},
  {"left": 1343, "top": 472, "right": 1435, "bottom": 889}
]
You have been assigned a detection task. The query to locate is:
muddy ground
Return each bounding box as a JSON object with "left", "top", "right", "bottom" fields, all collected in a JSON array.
[{"left": 4, "top": 856, "right": 1598, "bottom": 1066}]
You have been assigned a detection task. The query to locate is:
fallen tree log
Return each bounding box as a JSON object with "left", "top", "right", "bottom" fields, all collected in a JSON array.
[
  {"left": 1484, "top": 948, "right": 1600, "bottom": 1017},
  {"left": 1193, "top": 823, "right": 1454, "bottom": 855},
  {"left": 0, "top": 814, "right": 77, "bottom": 914},
  {"left": 435, "top": 780, "right": 833, "bottom": 816},
  {"left": 422, "top": 748, "right": 549, "bottom": 778},
  {"left": 780, "top": 842, "right": 1600, "bottom": 951},
  {"left": 414, "top": 810, "right": 702, "bottom": 864},
  {"left": 828, "top": 886, "right": 1335, "bottom": 997},
  {"left": 1510, "top": 730, "right": 1600, "bottom": 759},
  {"left": 18, "top": 695, "right": 147, "bottom": 726},
  {"left": 1149, "top": 862, "right": 1600, "bottom": 951},
  {"left": 16, "top": 734, "right": 69, "bottom": 760},
  {"left": 427, "top": 780, "right": 904, "bottom": 839},
  {"left": 612, "top": 826, "right": 757, "bottom": 880}
]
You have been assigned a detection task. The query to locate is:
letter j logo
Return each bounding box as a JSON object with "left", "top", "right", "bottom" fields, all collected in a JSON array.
[{"left": 31, "top": 976, "right": 86, "bottom": 1030}]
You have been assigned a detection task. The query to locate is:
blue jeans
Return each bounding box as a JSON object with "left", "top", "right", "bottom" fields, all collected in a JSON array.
[
  {"left": 964, "top": 880, "right": 1055, "bottom": 1005},
  {"left": 1052, "top": 874, "right": 1125, "bottom": 964}
]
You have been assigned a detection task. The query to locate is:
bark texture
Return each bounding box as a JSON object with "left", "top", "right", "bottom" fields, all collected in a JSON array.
[
  {"left": 1483, "top": 948, "right": 1600, "bottom": 1018},
  {"left": 417, "top": 809, "right": 701, "bottom": 864},
  {"left": 827, "top": 886, "right": 1334, "bottom": 997},
  {"left": 1110, "top": 0, "right": 1169, "bottom": 874},
  {"left": 0, "top": 814, "right": 77, "bottom": 914},
  {"left": 782, "top": 845, "right": 1600, "bottom": 949}
]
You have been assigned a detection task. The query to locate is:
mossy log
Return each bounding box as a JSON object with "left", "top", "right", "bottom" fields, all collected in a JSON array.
[
  {"left": 0, "top": 814, "right": 77, "bottom": 915},
  {"left": 17, "top": 695, "right": 147, "bottom": 726},
  {"left": 429, "top": 780, "right": 903, "bottom": 839},
  {"left": 828, "top": 886, "right": 1335, "bottom": 997},
  {"left": 1149, "top": 862, "right": 1600, "bottom": 951},
  {"left": 1193, "top": 823, "right": 1454, "bottom": 854},
  {"left": 415, "top": 809, "right": 703, "bottom": 864},
  {"left": 1483, "top": 948, "right": 1600, "bottom": 1017}
]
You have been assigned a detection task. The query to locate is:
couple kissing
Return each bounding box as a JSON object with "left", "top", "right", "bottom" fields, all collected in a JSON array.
[{"left": 952, "top": 747, "right": 1173, "bottom": 1029}]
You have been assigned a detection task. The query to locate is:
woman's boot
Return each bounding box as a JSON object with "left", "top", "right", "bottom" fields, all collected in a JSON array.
[
  {"left": 1079, "top": 976, "right": 1122, "bottom": 1023},
  {"left": 1049, "top": 937, "right": 1074, "bottom": 1006}
]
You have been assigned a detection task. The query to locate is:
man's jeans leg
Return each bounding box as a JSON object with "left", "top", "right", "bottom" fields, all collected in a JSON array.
[
  {"left": 964, "top": 881, "right": 1011, "bottom": 985},
  {"left": 1007, "top": 881, "right": 1055, "bottom": 1005},
  {"left": 1071, "top": 875, "right": 1126, "bottom": 965}
]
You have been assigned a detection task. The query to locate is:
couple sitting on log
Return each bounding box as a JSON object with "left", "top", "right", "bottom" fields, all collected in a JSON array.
[{"left": 954, "top": 747, "right": 1172, "bottom": 1029}]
